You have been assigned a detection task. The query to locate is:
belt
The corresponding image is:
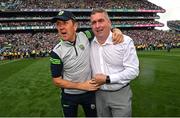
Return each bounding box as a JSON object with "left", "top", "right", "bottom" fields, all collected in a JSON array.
[{"left": 121, "top": 83, "right": 129, "bottom": 89}]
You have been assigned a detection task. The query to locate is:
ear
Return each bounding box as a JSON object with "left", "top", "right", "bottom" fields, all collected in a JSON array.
[
  {"left": 108, "top": 19, "right": 112, "bottom": 26},
  {"left": 109, "top": 19, "right": 112, "bottom": 25},
  {"left": 74, "top": 22, "right": 78, "bottom": 31}
]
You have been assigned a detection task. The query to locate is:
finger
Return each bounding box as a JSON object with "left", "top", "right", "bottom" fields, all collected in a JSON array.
[
  {"left": 112, "top": 33, "right": 116, "bottom": 41},
  {"left": 90, "top": 79, "right": 95, "bottom": 82},
  {"left": 89, "top": 80, "right": 96, "bottom": 84},
  {"left": 115, "top": 35, "right": 121, "bottom": 43},
  {"left": 88, "top": 87, "right": 98, "bottom": 91},
  {"left": 94, "top": 83, "right": 99, "bottom": 87},
  {"left": 113, "top": 36, "right": 119, "bottom": 44},
  {"left": 91, "top": 78, "right": 96, "bottom": 81},
  {"left": 121, "top": 35, "right": 124, "bottom": 42}
]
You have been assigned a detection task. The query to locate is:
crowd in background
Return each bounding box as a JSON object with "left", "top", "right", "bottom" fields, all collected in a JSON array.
[
  {"left": 0, "top": 32, "right": 58, "bottom": 60},
  {"left": 167, "top": 20, "right": 180, "bottom": 33},
  {"left": 0, "top": 20, "right": 162, "bottom": 27},
  {"left": 0, "top": 0, "right": 179, "bottom": 61},
  {"left": 168, "top": 20, "right": 180, "bottom": 27},
  {"left": 0, "top": 29, "right": 179, "bottom": 60},
  {"left": 123, "top": 29, "right": 180, "bottom": 51},
  {"left": 1, "top": 0, "right": 164, "bottom": 10}
]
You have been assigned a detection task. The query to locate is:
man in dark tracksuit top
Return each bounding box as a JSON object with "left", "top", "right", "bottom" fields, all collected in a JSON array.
[
  {"left": 50, "top": 10, "right": 123, "bottom": 117},
  {"left": 50, "top": 10, "right": 98, "bottom": 117}
]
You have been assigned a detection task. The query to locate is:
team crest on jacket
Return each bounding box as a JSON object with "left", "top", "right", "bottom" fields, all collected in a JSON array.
[{"left": 79, "top": 44, "right": 85, "bottom": 50}]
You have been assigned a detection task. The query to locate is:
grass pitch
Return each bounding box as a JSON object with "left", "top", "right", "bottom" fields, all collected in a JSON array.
[{"left": 0, "top": 49, "right": 180, "bottom": 117}]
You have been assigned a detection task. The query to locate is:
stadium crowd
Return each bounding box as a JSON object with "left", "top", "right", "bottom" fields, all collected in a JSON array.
[
  {"left": 0, "top": 32, "right": 58, "bottom": 60},
  {"left": 1, "top": 0, "right": 164, "bottom": 10},
  {"left": 168, "top": 20, "right": 180, "bottom": 27},
  {"left": 123, "top": 29, "right": 180, "bottom": 51},
  {"left": 0, "top": 0, "right": 178, "bottom": 61},
  {"left": 167, "top": 20, "right": 180, "bottom": 33},
  {"left": 0, "top": 20, "right": 162, "bottom": 27},
  {"left": 0, "top": 29, "right": 179, "bottom": 60}
]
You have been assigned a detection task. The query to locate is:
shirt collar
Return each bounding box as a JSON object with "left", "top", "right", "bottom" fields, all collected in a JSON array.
[{"left": 93, "top": 31, "right": 113, "bottom": 45}]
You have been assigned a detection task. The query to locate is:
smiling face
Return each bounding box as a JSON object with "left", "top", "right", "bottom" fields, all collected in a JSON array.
[
  {"left": 56, "top": 20, "right": 77, "bottom": 42},
  {"left": 90, "top": 11, "right": 111, "bottom": 43}
]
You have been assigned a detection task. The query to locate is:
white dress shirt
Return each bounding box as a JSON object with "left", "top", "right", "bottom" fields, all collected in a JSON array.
[{"left": 90, "top": 32, "right": 139, "bottom": 91}]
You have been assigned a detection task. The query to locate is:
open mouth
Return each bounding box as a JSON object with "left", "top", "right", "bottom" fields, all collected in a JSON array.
[
  {"left": 60, "top": 32, "right": 67, "bottom": 38},
  {"left": 96, "top": 29, "right": 103, "bottom": 33},
  {"left": 61, "top": 32, "right": 67, "bottom": 35}
]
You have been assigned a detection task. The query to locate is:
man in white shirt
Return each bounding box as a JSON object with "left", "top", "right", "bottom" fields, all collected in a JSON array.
[{"left": 90, "top": 8, "right": 139, "bottom": 117}]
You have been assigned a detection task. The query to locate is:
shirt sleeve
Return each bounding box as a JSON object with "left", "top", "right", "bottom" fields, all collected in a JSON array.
[
  {"left": 83, "top": 30, "right": 94, "bottom": 42},
  {"left": 110, "top": 39, "right": 139, "bottom": 85},
  {"left": 50, "top": 51, "right": 63, "bottom": 78}
]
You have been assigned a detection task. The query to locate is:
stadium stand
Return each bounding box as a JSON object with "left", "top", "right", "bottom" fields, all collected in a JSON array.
[
  {"left": 167, "top": 20, "right": 180, "bottom": 33},
  {"left": 0, "top": 0, "right": 179, "bottom": 60}
]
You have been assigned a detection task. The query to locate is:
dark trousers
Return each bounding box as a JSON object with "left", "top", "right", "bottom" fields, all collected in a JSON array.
[{"left": 61, "top": 91, "right": 97, "bottom": 117}]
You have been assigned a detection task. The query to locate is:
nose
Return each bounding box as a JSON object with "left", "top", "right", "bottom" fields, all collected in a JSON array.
[
  {"left": 95, "top": 22, "right": 100, "bottom": 29},
  {"left": 56, "top": 22, "right": 65, "bottom": 30},
  {"left": 59, "top": 25, "right": 65, "bottom": 30}
]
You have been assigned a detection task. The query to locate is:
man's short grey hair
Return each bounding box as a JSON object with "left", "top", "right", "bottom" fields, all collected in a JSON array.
[{"left": 91, "top": 8, "right": 110, "bottom": 21}]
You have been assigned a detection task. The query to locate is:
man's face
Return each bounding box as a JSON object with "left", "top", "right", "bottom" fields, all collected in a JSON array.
[
  {"left": 90, "top": 12, "right": 111, "bottom": 40},
  {"left": 56, "top": 20, "right": 77, "bottom": 41}
]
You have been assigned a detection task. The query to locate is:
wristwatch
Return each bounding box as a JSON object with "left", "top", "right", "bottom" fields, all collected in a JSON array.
[{"left": 106, "top": 75, "right": 111, "bottom": 84}]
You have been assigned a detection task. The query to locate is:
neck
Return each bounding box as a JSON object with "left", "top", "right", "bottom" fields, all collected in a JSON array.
[
  {"left": 69, "top": 33, "right": 76, "bottom": 43},
  {"left": 96, "top": 31, "right": 110, "bottom": 45},
  {"left": 97, "top": 38, "right": 106, "bottom": 44}
]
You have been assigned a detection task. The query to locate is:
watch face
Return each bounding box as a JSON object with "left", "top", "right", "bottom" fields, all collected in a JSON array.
[{"left": 106, "top": 76, "right": 110, "bottom": 83}]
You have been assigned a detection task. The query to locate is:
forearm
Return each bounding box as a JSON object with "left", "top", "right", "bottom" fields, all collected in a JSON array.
[
  {"left": 110, "top": 67, "right": 139, "bottom": 85},
  {"left": 53, "top": 77, "right": 82, "bottom": 90},
  {"left": 53, "top": 77, "right": 99, "bottom": 91}
]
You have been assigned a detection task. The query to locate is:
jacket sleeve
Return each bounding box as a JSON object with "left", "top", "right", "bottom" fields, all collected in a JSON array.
[
  {"left": 83, "top": 30, "right": 94, "bottom": 42},
  {"left": 50, "top": 51, "right": 63, "bottom": 78}
]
